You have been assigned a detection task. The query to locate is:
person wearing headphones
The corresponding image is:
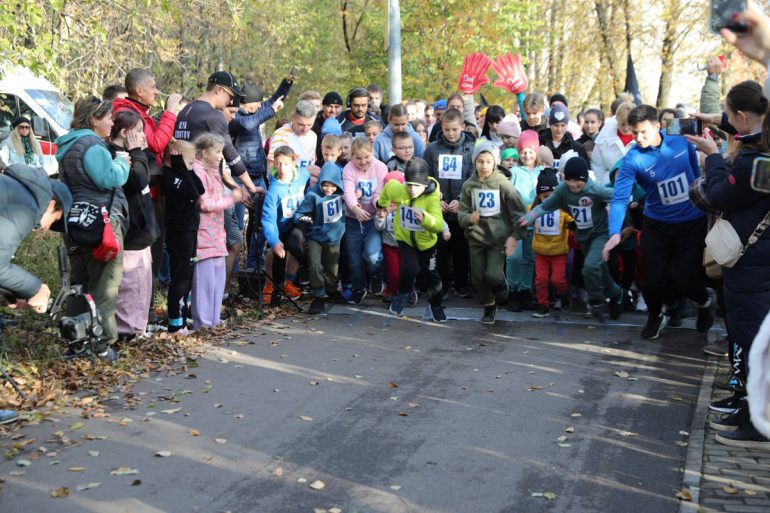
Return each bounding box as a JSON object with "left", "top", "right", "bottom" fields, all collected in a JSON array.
[{"left": 336, "top": 87, "right": 382, "bottom": 138}]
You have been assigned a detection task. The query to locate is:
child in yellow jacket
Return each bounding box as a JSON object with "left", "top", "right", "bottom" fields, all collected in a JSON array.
[{"left": 531, "top": 170, "right": 573, "bottom": 318}]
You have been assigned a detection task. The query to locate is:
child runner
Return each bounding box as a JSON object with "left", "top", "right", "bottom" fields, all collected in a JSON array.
[
  {"left": 522, "top": 157, "right": 624, "bottom": 322},
  {"left": 192, "top": 133, "right": 243, "bottom": 330},
  {"left": 423, "top": 108, "right": 476, "bottom": 298},
  {"left": 520, "top": 92, "right": 548, "bottom": 133},
  {"left": 364, "top": 120, "right": 382, "bottom": 145},
  {"left": 506, "top": 130, "right": 543, "bottom": 311},
  {"left": 530, "top": 170, "right": 572, "bottom": 317},
  {"left": 377, "top": 158, "right": 446, "bottom": 321},
  {"left": 375, "top": 171, "right": 407, "bottom": 301},
  {"left": 161, "top": 141, "right": 203, "bottom": 333},
  {"left": 385, "top": 131, "right": 414, "bottom": 172},
  {"left": 500, "top": 148, "right": 518, "bottom": 172},
  {"left": 342, "top": 137, "right": 388, "bottom": 303},
  {"left": 294, "top": 162, "right": 346, "bottom": 314},
  {"left": 459, "top": 141, "right": 528, "bottom": 325},
  {"left": 262, "top": 145, "right": 310, "bottom": 305},
  {"left": 338, "top": 133, "right": 353, "bottom": 167}
]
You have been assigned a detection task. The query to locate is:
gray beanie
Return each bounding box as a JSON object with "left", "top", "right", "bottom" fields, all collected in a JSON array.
[{"left": 472, "top": 140, "right": 501, "bottom": 168}]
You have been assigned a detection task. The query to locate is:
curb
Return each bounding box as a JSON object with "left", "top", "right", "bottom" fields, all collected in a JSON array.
[{"left": 678, "top": 354, "right": 717, "bottom": 513}]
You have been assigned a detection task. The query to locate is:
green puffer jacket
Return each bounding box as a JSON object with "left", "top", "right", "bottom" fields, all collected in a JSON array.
[
  {"left": 377, "top": 176, "right": 443, "bottom": 251},
  {"left": 458, "top": 168, "right": 528, "bottom": 247}
]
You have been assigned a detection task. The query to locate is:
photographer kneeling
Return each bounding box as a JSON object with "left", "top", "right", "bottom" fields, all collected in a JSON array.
[{"left": 0, "top": 163, "right": 72, "bottom": 425}]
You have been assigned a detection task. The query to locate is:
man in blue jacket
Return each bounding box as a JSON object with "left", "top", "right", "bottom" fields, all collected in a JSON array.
[
  {"left": 0, "top": 163, "right": 72, "bottom": 424},
  {"left": 603, "top": 104, "right": 716, "bottom": 340}
]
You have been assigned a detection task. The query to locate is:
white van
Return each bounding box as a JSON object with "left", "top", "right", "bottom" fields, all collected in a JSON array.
[{"left": 0, "top": 63, "right": 74, "bottom": 175}]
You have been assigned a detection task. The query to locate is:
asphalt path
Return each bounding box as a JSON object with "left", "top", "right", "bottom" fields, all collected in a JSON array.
[{"left": 0, "top": 300, "right": 707, "bottom": 513}]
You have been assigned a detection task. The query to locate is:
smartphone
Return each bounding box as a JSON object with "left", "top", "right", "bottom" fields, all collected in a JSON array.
[
  {"left": 751, "top": 157, "right": 770, "bottom": 193},
  {"left": 709, "top": 0, "right": 748, "bottom": 35},
  {"left": 666, "top": 118, "right": 702, "bottom": 136}
]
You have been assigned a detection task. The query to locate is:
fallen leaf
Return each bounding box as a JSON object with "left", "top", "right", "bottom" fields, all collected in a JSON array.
[
  {"left": 190, "top": 429, "right": 201, "bottom": 436},
  {"left": 558, "top": 443, "right": 572, "bottom": 448},
  {"left": 675, "top": 441, "right": 688, "bottom": 447},
  {"left": 571, "top": 412, "right": 582, "bottom": 417},
  {"left": 110, "top": 467, "right": 139, "bottom": 476},
  {"left": 300, "top": 416, "right": 314, "bottom": 422},
  {"left": 614, "top": 371, "right": 630, "bottom": 378},
  {"left": 297, "top": 477, "right": 308, "bottom": 483},
  {"left": 88, "top": 451, "right": 100, "bottom": 457},
  {"left": 215, "top": 438, "right": 227, "bottom": 444},
  {"left": 679, "top": 430, "right": 689, "bottom": 436},
  {"left": 272, "top": 467, "right": 283, "bottom": 477},
  {"left": 155, "top": 451, "right": 172, "bottom": 457},
  {"left": 675, "top": 489, "right": 692, "bottom": 501},
  {"left": 310, "top": 480, "right": 326, "bottom": 490},
  {"left": 329, "top": 508, "right": 342, "bottom": 513},
  {"left": 388, "top": 382, "right": 399, "bottom": 388},
  {"left": 745, "top": 489, "right": 757, "bottom": 496},
  {"left": 9, "top": 470, "right": 25, "bottom": 476},
  {"left": 68, "top": 467, "right": 86, "bottom": 472},
  {"left": 532, "top": 491, "right": 557, "bottom": 500},
  {"left": 557, "top": 435, "right": 568, "bottom": 443},
  {"left": 408, "top": 403, "right": 419, "bottom": 408},
  {"left": 161, "top": 408, "right": 182, "bottom": 414},
  {"left": 75, "top": 482, "right": 101, "bottom": 492},
  {"left": 390, "top": 484, "right": 402, "bottom": 491},
  {"left": 619, "top": 431, "right": 637, "bottom": 437},
  {"left": 16, "top": 459, "right": 31, "bottom": 467},
  {"left": 309, "top": 381, "right": 319, "bottom": 386},
  {"left": 526, "top": 386, "right": 544, "bottom": 391},
  {"left": 69, "top": 422, "right": 85, "bottom": 431},
  {"left": 565, "top": 427, "right": 575, "bottom": 433},
  {"left": 723, "top": 484, "right": 738, "bottom": 494},
  {"left": 51, "top": 487, "right": 70, "bottom": 498},
  {"left": 398, "top": 412, "right": 409, "bottom": 417},
  {"left": 131, "top": 479, "right": 142, "bottom": 486}
]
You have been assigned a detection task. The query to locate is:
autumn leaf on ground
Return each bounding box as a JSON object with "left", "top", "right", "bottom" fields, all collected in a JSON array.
[
  {"left": 190, "top": 429, "right": 201, "bottom": 436},
  {"left": 131, "top": 479, "right": 142, "bottom": 486},
  {"left": 75, "top": 482, "right": 101, "bottom": 492},
  {"left": 272, "top": 467, "right": 283, "bottom": 477},
  {"left": 161, "top": 408, "right": 182, "bottom": 414},
  {"left": 16, "top": 459, "right": 31, "bottom": 467},
  {"left": 745, "top": 489, "right": 757, "bottom": 496},
  {"left": 68, "top": 467, "right": 86, "bottom": 472},
  {"left": 69, "top": 422, "right": 84, "bottom": 431},
  {"left": 155, "top": 451, "right": 172, "bottom": 457},
  {"left": 723, "top": 484, "right": 738, "bottom": 494},
  {"left": 88, "top": 450, "right": 100, "bottom": 457},
  {"left": 675, "top": 441, "right": 688, "bottom": 447},
  {"left": 531, "top": 492, "right": 557, "bottom": 500},
  {"left": 614, "top": 371, "right": 629, "bottom": 378},
  {"left": 390, "top": 485, "right": 402, "bottom": 491},
  {"left": 300, "top": 416, "right": 314, "bottom": 421},
  {"left": 619, "top": 431, "right": 637, "bottom": 437},
  {"left": 310, "top": 480, "right": 326, "bottom": 490},
  {"left": 557, "top": 436, "right": 568, "bottom": 443},
  {"left": 388, "top": 382, "right": 399, "bottom": 388},
  {"left": 526, "top": 385, "right": 544, "bottom": 391},
  {"left": 110, "top": 467, "right": 139, "bottom": 476},
  {"left": 214, "top": 438, "right": 227, "bottom": 444},
  {"left": 675, "top": 489, "right": 692, "bottom": 501},
  {"left": 398, "top": 412, "right": 409, "bottom": 417},
  {"left": 571, "top": 412, "right": 582, "bottom": 417},
  {"left": 51, "top": 487, "right": 70, "bottom": 498},
  {"left": 565, "top": 427, "right": 575, "bottom": 433}
]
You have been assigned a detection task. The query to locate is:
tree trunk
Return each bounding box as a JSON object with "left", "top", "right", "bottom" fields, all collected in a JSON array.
[
  {"left": 656, "top": 16, "right": 675, "bottom": 108},
  {"left": 593, "top": 0, "right": 621, "bottom": 97}
]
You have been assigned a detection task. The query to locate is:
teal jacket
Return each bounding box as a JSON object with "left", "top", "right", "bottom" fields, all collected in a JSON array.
[{"left": 55, "top": 129, "right": 129, "bottom": 190}]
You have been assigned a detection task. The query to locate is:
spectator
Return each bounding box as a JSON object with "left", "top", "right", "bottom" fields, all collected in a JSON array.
[
  {"left": 102, "top": 84, "right": 128, "bottom": 102},
  {"left": 0, "top": 117, "right": 43, "bottom": 168}
]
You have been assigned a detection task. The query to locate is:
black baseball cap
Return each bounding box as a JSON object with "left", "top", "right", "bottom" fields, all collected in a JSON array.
[{"left": 208, "top": 71, "right": 244, "bottom": 97}]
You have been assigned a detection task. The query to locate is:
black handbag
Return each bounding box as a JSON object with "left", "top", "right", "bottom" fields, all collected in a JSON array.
[{"left": 66, "top": 190, "right": 115, "bottom": 248}]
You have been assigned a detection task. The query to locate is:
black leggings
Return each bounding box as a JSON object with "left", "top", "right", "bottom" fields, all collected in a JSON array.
[
  {"left": 166, "top": 229, "right": 197, "bottom": 322},
  {"left": 609, "top": 247, "right": 636, "bottom": 290},
  {"left": 398, "top": 242, "right": 442, "bottom": 307},
  {"left": 271, "top": 227, "right": 306, "bottom": 288}
]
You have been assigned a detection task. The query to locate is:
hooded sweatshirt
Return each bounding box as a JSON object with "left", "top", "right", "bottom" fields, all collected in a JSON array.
[
  {"left": 530, "top": 179, "right": 614, "bottom": 243},
  {"left": 458, "top": 168, "right": 528, "bottom": 247},
  {"left": 0, "top": 165, "right": 56, "bottom": 299},
  {"left": 293, "top": 162, "right": 346, "bottom": 245},
  {"left": 377, "top": 176, "right": 443, "bottom": 251},
  {"left": 372, "top": 124, "right": 425, "bottom": 162},
  {"left": 263, "top": 165, "right": 310, "bottom": 247},
  {"left": 342, "top": 157, "right": 388, "bottom": 217},
  {"left": 160, "top": 155, "right": 205, "bottom": 231},
  {"left": 422, "top": 131, "right": 477, "bottom": 221}
]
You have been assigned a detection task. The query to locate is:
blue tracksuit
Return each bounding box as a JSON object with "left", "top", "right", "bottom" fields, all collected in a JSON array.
[
  {"left": 609, "top": 132, "right": 704, "bottom": 236},
  {"left": 262, "top": 167, "right": 310, "bottom": 247}
]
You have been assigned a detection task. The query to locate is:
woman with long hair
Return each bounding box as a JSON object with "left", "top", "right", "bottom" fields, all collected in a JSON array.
[{"left": 0, "top": 116, "right": 43, "bottom": 167}]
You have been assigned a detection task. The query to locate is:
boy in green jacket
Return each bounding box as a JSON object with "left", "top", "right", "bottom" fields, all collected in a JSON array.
[
  {"left": 458, "top": 141, "right": 528, "bottom": 325},
  {"left": 377, "top": 158, "right": 446, "bottom": 322},
  {"left": 521, "top": 157, "right": 624, "bottom": 322}
]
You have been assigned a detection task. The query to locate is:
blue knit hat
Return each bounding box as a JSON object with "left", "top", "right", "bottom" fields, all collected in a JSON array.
[
  {"left": 434, "top": 99, "right": 447, "bottom": 111},
  {"left": 321, "top": 117, "right": 342, "bottom": 137}
]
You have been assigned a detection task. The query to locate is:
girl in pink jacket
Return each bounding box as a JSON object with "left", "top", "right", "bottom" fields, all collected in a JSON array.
[{"left": 192, "top": 133, "right": 242, "bottom": 330}]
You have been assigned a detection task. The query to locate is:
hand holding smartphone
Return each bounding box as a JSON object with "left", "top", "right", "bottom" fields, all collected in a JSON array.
[{"left": 710, "top": 0, "right": 748, "bottom": 35}]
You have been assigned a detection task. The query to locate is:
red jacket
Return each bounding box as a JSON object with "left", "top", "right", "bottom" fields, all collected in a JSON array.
[{"left": 112, "top": 97, "right": 176, "bottom": 166}]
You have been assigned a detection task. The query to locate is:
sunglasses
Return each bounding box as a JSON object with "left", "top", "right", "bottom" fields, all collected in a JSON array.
[{"left": 17, "top": 125, "right": 31, "bottom": 130}]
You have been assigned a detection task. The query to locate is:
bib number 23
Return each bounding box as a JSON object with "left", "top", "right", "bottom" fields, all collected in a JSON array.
[{"left": 476, "top": 189, "right": 501, "bottom": 216}]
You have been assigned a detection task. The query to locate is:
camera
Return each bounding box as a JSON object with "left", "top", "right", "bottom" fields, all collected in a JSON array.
[
  {"left": 751, "top": 157, "right": 770, "bottom": 193},
  {"left": 709, "top": 0, "right": 748, "bottom": 35},
  {"left": 59, "top": 299, "right": 103, "bottom": 345},
  {"left": 666, "top": 118, "right": 702, "bottom": 136}
]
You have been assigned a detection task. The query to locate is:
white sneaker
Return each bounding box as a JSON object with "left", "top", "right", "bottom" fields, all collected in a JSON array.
[{"left": 635, "top": 295, "right": 648, "bottom": 312}]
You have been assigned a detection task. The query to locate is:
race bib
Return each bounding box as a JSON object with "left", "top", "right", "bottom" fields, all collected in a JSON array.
[
  {"left": 438, "top": 154, "right": 463, "bottom": 180},
  {"left": 399, "top": 205, "right": 425, "bottom": 232},
  {"left": 386, "top": 211, "right": 395, "bottom": 232},
  {"left": 297, "top": 158, "right": 313, "bottom": 170},
  {"left": 657, "top": 172, "right": 689, "bottom": 206},
  {"left": 357, "top": 179, "right": 376, "bottom": 204},
  {"left": 535, "top": 211, "right": 560, "bottom": 235},
  {"left": 475, "top": 189, "right": 501, "bottom": 217},
  {"left": 322, "top": 197, "right": 342, "bottom": 223},
  {"left": 569, "top": 205, "right": 593, "bottom": 229},
  {"left": 280, "top": 193, "right": 303, "bottom": 219}
]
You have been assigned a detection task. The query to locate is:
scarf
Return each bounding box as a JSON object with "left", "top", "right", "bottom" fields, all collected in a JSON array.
[{"left": 21, "top": 136, "right": 35, "bottom": 165}]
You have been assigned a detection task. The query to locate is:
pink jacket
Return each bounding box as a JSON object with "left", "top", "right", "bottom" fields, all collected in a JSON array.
[
  {"left": 193, "top": 159, "right": 233, "bottom": 260},
  {"left": 342, "top": 158, "right": 388, "bottom": 217}
]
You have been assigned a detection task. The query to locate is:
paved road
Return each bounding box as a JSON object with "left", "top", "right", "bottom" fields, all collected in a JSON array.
[{"left": 0, "top": 303, "right": 706, "bottom": 513}]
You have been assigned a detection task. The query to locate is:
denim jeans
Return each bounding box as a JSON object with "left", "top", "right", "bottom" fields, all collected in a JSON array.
[
  {"left": 506, "top": 234, "right": 534, "bottom": 292},
  {"left": 344, "top": 217, "right": 382, "bottom": 291}
]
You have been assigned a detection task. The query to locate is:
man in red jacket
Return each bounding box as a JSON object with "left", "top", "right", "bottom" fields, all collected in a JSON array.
[{"left": 112, "top": 68, "right": 183, "bottom": 165}]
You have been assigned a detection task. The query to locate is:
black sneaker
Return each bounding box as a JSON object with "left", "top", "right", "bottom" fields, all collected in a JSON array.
[
  {"left": 715, "top": 423, "right": 770, "bottom": 449},
  {"left": 307, "top": 297, "right": 326, "bottom": 315},
  {"left": 589, "top": 301, "right": 607, "bottom": 324},
  {"left": 559, "top": 292, "right": 572, "bottom": 312},
  {"left": 506, "top": 291, "right": 522, "bottom": 312},
  {"left": 532, "top": 304, "right": 550, "bottom": 318},
  {"left": 352, "top": 289, "right": 367, "bottom": 305},
  {"left": 609, "top": 288, "right": 624, "bottom": 320},
  {"left": 710, "top": 403, "right": 749, "bottom": 432},
  {"left": 696, "top": 287, "right": 717, "bottom": 333},
  {"left": 430, "top": 305, "right": 447, "bottom": 323},
  {"left": 519, "top": 289, "right": 535, "bottom": 310},
  {"left": 389, "top": 294, "right": 406, "bottom": 316},
  {"left": 481, "top": 305, "right": 496, "bottom": 325},
  {"left": 709, "top": 394, "right": 742, "bottom": 414},
  {"left": 667, "top": 309, "right": 682, "bottom": 327},
  {"left": 641, "top": 314, "right": 667, "bottom": 339}
]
